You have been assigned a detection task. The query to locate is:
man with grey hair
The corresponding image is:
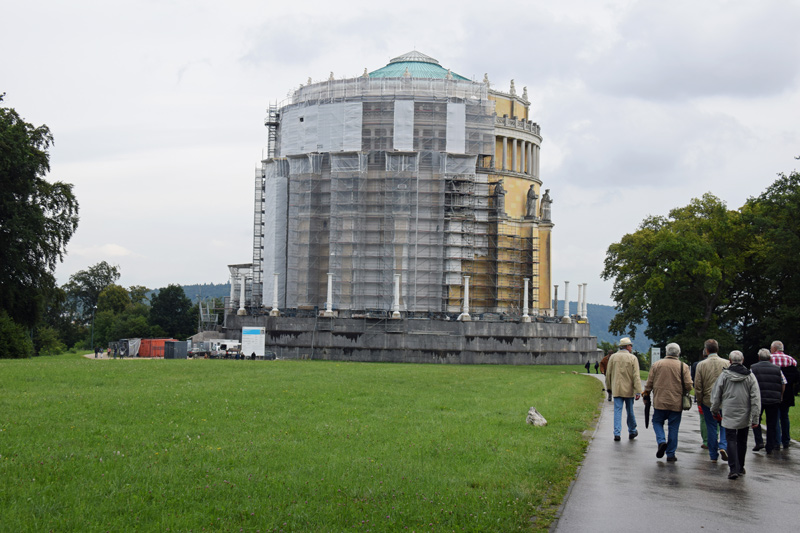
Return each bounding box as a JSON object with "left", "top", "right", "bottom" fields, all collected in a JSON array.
[
  {"left": 769, "top": 340, "right": 798, "bottom": 449},
  {"left": 751, "top": 348, "right": 786, "bottom": 453},
  {"left": 695, "top": 339, "right": 730, "bottom": 462},
  {"left": 643, "top": 342, "right": 693, "bottom": 462},
  {"left": 711, "top": 350, "right": 761, "bottom": 479}
]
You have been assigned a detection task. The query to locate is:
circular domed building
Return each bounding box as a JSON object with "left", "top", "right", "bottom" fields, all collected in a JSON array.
[{"left": 225, "top": 52, "right": 594, "bottom": 364}]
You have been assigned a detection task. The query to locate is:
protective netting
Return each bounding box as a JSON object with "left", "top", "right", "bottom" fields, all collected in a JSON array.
[{"left": 252, "top": 76, "right": 546, "bottom": 316}]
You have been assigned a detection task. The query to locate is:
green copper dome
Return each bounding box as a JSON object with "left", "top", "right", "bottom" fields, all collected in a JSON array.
[{"left": 368, "top": 51, "right": 469, "bottom": 80}]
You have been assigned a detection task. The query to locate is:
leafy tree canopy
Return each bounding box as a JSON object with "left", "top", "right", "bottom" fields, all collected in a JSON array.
[
  {"left": 150, "top": 284, "right": 195, "bottom": 340},
  {"left": 0, "top": 94, "right": 79, "bottom": 328},
  {"left": 603, "top": 169, "right": 800, "bottom": 363},
  {"left": 64, "top": 261, "right": 120, "bottom": 324}
]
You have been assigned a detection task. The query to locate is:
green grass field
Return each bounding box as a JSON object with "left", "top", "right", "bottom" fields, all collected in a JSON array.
[{"left": 0, "top": 355, "right": 602, "bottom": 532}]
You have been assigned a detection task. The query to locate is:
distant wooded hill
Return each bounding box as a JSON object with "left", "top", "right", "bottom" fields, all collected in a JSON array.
[{"left": 178, "top": 285, "right": 653, "bottom": 350}]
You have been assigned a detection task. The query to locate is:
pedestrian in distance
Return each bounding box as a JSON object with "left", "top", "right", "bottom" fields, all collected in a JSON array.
[
  {"left": 600, "top": 349, "right": 613, "bottom": 401},
  {"left": 594, "top": 360, "right": 599, "bottom": 374},
  {"left": 769, "top": 340, "right": 798, "bottom": 449},
  {"left": 585, "top": 360, "right": 591, "bottom": 373},
  {"left": 710, "top": 350, "right": 761, "bottom": 479},
  {"left": 643, "top": 342, "right": 693, "bottom": 462},
  {"left": 691, "top": 352, "right": 709, "bottom": 449},
  {"left": 750, "top": 348, "right": 786, "bottom": 454},
  {"left": 694, "top": 339, "right": 730, "bottom": 463},
  {"left": 606, "top": 337, "right": 642, "bottom": 441}
]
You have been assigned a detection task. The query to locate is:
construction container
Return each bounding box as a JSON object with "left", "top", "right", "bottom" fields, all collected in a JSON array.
[
  {"left": 164, "top": 341, "right": 188, "bottom": 359},
  {"left": 138, "top": 338, "right": 178, "bottom": 358}
]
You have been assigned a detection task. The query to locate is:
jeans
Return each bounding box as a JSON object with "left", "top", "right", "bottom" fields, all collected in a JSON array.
[
  {"left": 652, "top": 409, "right": 682, "bottom": 457},
  {"left": 701, "top": 404, "right": 728, "bottom": 460},
  {"left": 725, "top": 427, "right": 749, "bottom": 474},
  {"left": 613, "top": 397, "right": 637, "bottom": 436},
  {"left": 774, "top": 404, "right": 791, "bottom": 447},
  {"left": 700, "top": 410, "right": 708, "bottom": 446},
  {"left": 752, "top": 405, "right": 780, "bottom": 451}
]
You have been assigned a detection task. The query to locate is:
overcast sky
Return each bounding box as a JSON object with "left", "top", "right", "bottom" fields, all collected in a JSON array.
[{"left": 3, "top": 0, "right": 799, "bottom": 307}]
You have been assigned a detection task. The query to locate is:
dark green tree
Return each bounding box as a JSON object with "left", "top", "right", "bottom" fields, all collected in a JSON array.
[
  {"left": 97, "top": 284, "right": 131, "bottom": 315},
  {"left": 734, "top": 169, "right": 800, "bottom": 356},
  {"left": 0, "top": 94, "right": 79, "bottom": 330},
  {"left": 149, "top": 284, "right": 194, "bottom": 339},
  {"left": 602, "top": 193, "right": 745, "bottom": 362},
  {"left": 64, "top": 261, "right": 120, "bottom": 325}
]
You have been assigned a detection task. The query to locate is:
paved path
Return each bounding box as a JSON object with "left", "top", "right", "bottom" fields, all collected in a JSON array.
[{"left": 552, "top": 374, "right": 800, "bottom": 532}]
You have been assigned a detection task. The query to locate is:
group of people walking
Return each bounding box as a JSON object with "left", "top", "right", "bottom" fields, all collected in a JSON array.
[{"left": 598, "top": 338, "right": 797, "bottom": 480}]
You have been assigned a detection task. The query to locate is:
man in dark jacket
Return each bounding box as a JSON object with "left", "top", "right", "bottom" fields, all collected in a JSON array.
[
  {"left": 770, "top": 340, "right": 798, "bottom": 448},
  {"left": 750, "top": 348, "right": 785, "bottom": 454}
]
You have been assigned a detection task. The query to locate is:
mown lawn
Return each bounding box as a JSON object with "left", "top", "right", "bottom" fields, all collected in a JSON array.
[{"left": 0, "top": 355, "right": 602, "bottom": 532}]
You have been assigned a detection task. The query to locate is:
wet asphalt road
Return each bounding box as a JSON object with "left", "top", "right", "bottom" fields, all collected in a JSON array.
[{"left": 551, "top": 374, "right": 800, "bottom": 532}]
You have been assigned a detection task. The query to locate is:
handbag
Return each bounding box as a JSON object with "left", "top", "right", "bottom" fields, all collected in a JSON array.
[{"left": 681, "top": 363, "right": 692, "bottom": 411}]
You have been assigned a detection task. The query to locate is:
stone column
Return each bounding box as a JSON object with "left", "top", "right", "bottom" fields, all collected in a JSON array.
[
  {"left": 229, "top": 274, "right": 236, "bottom": 314},
  {"left": 237, "top": 274, "right": 247, "bottom": 316},
  {"left": 562, "top": 281, "right": 571, "bottom": 323},
  {"left": 270, "top": 273, "right": 280, "bottom": 316},
  {"left": 512, "top": 138, "right": 518, "bottom": 172},
  {"left": 458, "top": 276, "right": 471, "bottom": 321},
  {"left": 576, "top": 284, "right": 582, "bottom": 318},
  {"left": 392, "top": 274, "right": 402, "bottom": 319},
  {"left": 522, "top": 278, "right": 531, "bottom": 322},
  {"left": 553, "top": 285, "right": 559, "bottom": 316},
  {"left": 323, "top": 272, "right": 334, "bottom": 317},
  {"left": 582, "top": 283, "right": 588, "bottom": 319},
  {"left": 502, "top": 137, "right": 508, "bottom": 171}
]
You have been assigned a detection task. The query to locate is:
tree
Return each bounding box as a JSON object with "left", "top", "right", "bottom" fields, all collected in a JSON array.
[
  {"left": 602, "top": 194, "right": 745, "bottom": 362},
  {"left": 64, "top": 261, "right": 120, "bottom": 324},
  {"left": 128, "top": 285, "right": 150, "bottom": 305},
  {"left": 98, "top": 284, "right": 131, "bottom": 315},
  {"left": 734, "top": 170, "right": 800, "bottom": 355},
  {"left": 149, "top": 284, "right": 194, "bottom": 339},
  {"left": 0, "top": 94, "right": 79, "bottom": 329}
]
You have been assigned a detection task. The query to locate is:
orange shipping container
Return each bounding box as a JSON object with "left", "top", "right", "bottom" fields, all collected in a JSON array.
[{"left": 139, "top": 338, "right": 178, "bottom": 358}]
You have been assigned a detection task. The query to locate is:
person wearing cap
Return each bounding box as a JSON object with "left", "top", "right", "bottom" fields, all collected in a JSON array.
[
  {"left": 605, "top": 337, "right": 642, "bottom": 441},
  {"left": 710, "top": 350, "right": 761, "bottom": 480},
  {"left": 694, "top": 339, "right": 730, "bottom": 462}
]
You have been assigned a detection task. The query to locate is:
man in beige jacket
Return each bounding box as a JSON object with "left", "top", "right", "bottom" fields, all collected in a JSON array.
[
  {"left": 694, "top": 339, "right": 730, "bottom": 462},
  {"left": 606, "top": 337, "right": 642, "bottom": 441},
  {"left": 644, "top": 343, "right": 693, "bottom": 462}
]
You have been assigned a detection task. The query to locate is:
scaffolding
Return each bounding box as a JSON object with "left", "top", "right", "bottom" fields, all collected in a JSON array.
[{"left": 252, "top": 74, "right": 548, "bottom": 318}]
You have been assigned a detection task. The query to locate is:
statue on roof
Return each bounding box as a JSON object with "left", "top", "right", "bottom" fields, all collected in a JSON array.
[
  {"left": 510, "top": 79, "right": 516, "bottom": 96},
  {"left": 483, "top": 73, "right": 490, "bottom": 87},
  {"left": 494, "top": 180, "right": 506, "bottom": 215},
  {"left": 540, "top": 189, "right": 552, "bottom": 221},
  {"left": 526, "top": 184, "right": 538, "bottom": 218},
  {"left": 523, "top": 86, "right": 529, "bottom": 101}
]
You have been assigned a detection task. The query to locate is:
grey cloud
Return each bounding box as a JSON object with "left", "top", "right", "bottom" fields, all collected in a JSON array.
[
  {"left": 542, "top": 96, "right": 753, "bottom": 189},
  {"left": 583, "top": 1, "right": 800, "bottom": 100}
]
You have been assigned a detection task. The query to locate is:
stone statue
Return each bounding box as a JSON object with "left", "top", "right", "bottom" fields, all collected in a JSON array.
[
  {"left": 483, "top": 73, "right": 490, "bottom": 87},
  {"left": 510, "top": 79, "right": 516, "bottom": 95},
  {"left": 526, "top": 185, "right": 538, "bottom": 218},
  {"left": 540, "top": 189, "right": 552, "bottom": 221},
  {"left": 494, "top": 180, "right": 506, "bottom": 215}
]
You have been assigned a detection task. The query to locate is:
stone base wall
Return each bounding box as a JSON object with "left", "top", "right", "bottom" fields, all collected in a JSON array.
[{"left": 225, "top": 315, "right": 600, "bottom": 365}]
